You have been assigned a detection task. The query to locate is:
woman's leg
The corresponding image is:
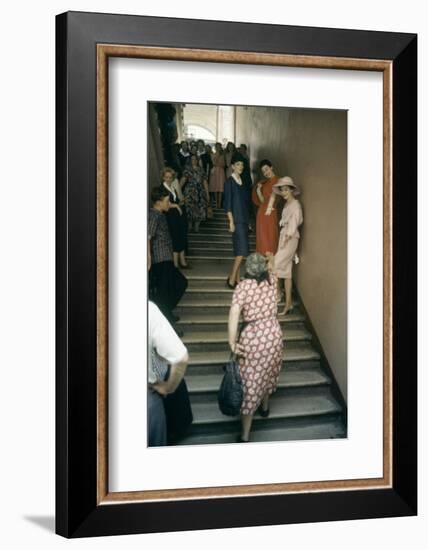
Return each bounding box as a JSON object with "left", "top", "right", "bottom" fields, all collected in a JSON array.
[
  {"left": 277, "top": 277, "right": 283, "bottom": 303},
  {"left": 240, "top": 413, "right": 253, "bottom": 442},
  {"left": 173, "top": 252, "right": 179, "bottom": 268},
  {"left": 228, "top": 255, "right": 243, "bottom": 286},
  {"left": 179, "top": 250, "right": 188, "bottom": 268},
  {"left": 261, "top": 392, "right": 270, "bottom": 412},
  {"left": 194, "top": 220, "right": 200, "bottom": 233},
  {"left": 279, "top": 278, "right": 293, "bottom": 315}
]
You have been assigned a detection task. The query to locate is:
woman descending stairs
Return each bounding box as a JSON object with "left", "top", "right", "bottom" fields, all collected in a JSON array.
[{"left": 174, "top": 208, "right": 346, "bottom": 445}]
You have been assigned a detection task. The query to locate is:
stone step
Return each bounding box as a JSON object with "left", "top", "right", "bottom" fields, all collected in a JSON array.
[
  {"left": 198, "top": 225, "right": 230, "bottom": 233},
  {"left": 186, "top": 365, "right": 330, "bottom": 395},
  {"left": 184, "top": 330, "right": 311, "bottom": 353},
  {"left": 202, "top": 218, "right": 232, "bottom": 225},
  {"left": 177, "top": 309, "right": 304, "bottom": 331},
  {"left": 186, "top": 343, "right": 320, "bottom": 368},
  {"left": 190, "top": 380, "right": 330, "bottom": 404},
  {"left": 187, "top": 279, "right": 279, "bottom": 290},
  {"left": 189, "top": 388, "right": 342, "bottom": 428},
  {"left": 184, "top": 340, "right": 308, "bottom": 355},
  {"left": 183, "top": 287, "right": 296, "bottom": 300},
  {"left": 177, "top": 415, "right": 346, "bottom": 445},
  {"left": 199, "top": 222, "right": 255, "bottom": 232},
  {"left": 185, "top": 256, "right": 234, "bottom": 264},
  {"left": 188, "top": 233, "right": 256, "bottom": 243},
  {"left": 188, "top": 359, "right": 321, "bottom": 376},
  {"left": 178, "top": 294, "right": 298, "bottom": 307},
  {"left": 188, "top": 247, "right": 256, "bottom": 258},
  {"left": 181, "top": 259, "right": 243, "bottom": 277},
  {"left": 188, "top": 243, "right": 250, "bottom": 252},
  {"left": 183, "top": 326, "right": 310, "bottom": 343},
  {"left": 180, "top": 287, "right": 296, "bottom": 303},
  {"left": 211, "top": 208, "right": 229, "bottom": 215},
  {"left": 187, "top": 227, "right": 249, "bottom": 236},
  {"left": 184, "top": 287, "right": 235, "bottom": 295}
]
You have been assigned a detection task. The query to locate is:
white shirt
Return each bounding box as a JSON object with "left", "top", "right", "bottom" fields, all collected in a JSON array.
[
  {"left": 148, "top": 301, "right": 188, "bottom": 384},
  {"left": 162, "top": 178, "right": 183, "bottom": 202}
]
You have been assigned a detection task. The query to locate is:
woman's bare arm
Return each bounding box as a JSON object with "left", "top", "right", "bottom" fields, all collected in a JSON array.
[
  {"left": 227, "top": 211, "right": 235, "bottom": 233},
  {"left": 256, "top": 182, "right": 264, "bottom": 203},
  {"left": 265, "top": 194, "right": 276, "bottom": 215},
  {"left": 265, "top": 251, "right": 275, "bottom": 272},
  {"left": 228, "top": 303, "right": 245, "bottom": 355}
]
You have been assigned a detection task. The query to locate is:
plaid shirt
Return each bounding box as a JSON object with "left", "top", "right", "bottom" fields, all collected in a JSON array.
[{"left": 148, "top": 208, "right": 173, "bottom": 264}]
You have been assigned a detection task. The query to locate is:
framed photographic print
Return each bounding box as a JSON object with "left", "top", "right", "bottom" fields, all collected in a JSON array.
[{"left": 56, "top": 11, "right": 417, "bottom": 538}]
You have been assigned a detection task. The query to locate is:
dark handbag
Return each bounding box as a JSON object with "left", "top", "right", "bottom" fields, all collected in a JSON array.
[{"left": 218, "top": 353, "right": 243, "bottom": 417}]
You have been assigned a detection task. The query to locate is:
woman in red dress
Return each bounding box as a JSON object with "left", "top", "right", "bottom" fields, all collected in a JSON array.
[{"left": 252, "top": 159, "right": 279, "bottom": 255}]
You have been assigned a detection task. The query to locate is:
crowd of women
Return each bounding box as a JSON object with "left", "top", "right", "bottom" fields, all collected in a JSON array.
[{"left": 148, "top": 138, "right": 304, "bottom": 444}]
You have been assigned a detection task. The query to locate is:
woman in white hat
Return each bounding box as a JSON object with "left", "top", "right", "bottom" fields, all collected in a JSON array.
[{"left": 272, "top": 177, "right": 303, "bottom": 316}]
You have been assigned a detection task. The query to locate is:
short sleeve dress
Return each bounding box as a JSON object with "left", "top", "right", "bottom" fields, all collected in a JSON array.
[
  {"left": 252, "top": 176, "right": 280, "bottom": 255},
  {"left": 274, "top": 199, "right": 303, "bottom": 279},
  {"left": 232, "top": 274, "right": 284, "bottom": 415},
  {"left": 208, "top": 152, "right": 226, "bottom": 192}
]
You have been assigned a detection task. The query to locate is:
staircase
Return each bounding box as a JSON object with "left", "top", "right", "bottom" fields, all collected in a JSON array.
[{"left": 175, "top": 208, "right": 346, "bottom": 445}]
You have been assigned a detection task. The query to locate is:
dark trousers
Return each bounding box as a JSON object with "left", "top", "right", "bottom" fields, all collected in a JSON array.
[
  {"left": 164, "top": 376, "right": 193, "bottom": 444},
  {"left": 147, "top": 380, "right": 193, "bottom": 446},
  {"left": 149, "top": 261, "right": 187, "bottom": 323},
  {"left": 147, "top": 389, "right": 167, "bottom": 446}
]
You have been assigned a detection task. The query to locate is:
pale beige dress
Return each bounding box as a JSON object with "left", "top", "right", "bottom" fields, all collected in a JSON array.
[{"left": 274, "top": 199, "right": 303, "bottom": 279}]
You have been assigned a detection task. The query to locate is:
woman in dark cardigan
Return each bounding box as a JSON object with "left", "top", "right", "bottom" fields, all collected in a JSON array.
[
  {"left": 161, "top": 167, "right": 189, "bottom": 268},
  {"left": 223, "top": 153, "right": 252, "bottom": 288}
]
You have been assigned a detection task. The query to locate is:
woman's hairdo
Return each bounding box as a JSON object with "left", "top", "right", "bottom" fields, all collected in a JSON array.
[
  {"left": 160, "top": 166, "right": 176, "bottom": 179},
  {"left": 231, "top": 152, "right": 246, "bottom": 165},
  {"left": 245, "top": 253, "right": 268, "bottom": 277},
  {"left": 259, "top": 159, "right": 272, "bottom": 169},
  {"left": 151, "top": 186, "right": 170, "bottom": 203},
  {"left": 244, "top": 253, "right": 271, "bottom": 285}
]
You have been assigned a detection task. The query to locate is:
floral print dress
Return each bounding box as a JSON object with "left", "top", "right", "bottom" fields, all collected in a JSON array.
[
  {"left": 232, "top": 274, "right": 284, "bottom": 415},
  {"left": 182, "top": 166, "right": 208, "bottom": 222}
]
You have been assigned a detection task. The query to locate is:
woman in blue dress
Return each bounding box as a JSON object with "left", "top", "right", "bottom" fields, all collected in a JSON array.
[{"left": 224, "top": 153, "right": 252, "bottom": 288}]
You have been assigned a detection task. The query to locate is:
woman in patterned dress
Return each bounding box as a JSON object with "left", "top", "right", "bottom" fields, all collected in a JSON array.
[
  {"left": 208, "top": 142, "right": 226, "bottom": 208},
  {"left": 228, "top": 253, "right": 283, "bottom": 442},
  {"left": 180, "top": 155, "right": 209, "bottom": 232}
]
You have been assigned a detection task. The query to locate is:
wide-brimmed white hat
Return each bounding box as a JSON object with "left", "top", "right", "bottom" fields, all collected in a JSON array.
[{"left": 273, "top": 176, "right": 300, "bottom": 196}]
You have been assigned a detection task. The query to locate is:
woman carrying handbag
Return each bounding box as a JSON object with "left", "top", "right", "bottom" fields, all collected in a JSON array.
[{"left": 227, "top": 253, "right": 284, "bottom": 443}]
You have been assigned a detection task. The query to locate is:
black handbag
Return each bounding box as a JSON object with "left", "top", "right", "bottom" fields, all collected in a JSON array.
[{"left": 218, "top": 353, "right": 243, "bottom": 417}]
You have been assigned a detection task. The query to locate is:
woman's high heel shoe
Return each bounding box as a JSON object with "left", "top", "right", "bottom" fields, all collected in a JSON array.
[
  {"left": 226, "top": 278, "right": 236, "bottom": 289},
  {"left": 257, "top": 405, "right": 270, "bottom": 418},
  {"left": 278, "top": 305, "right": 294, "bottom": 316}
]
